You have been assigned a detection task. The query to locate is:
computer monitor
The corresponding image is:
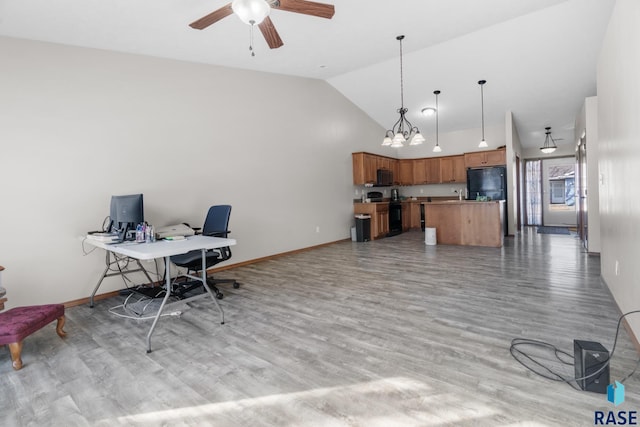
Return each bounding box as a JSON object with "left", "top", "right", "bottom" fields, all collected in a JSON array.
[{"left": 108, "top": 194, "right": 144, "bottom": 241}]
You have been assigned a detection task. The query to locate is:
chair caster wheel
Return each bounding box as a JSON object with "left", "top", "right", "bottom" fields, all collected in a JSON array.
[
  {"left": 216, "top": 293, "right": 224, "bottom": 300},
  {"left": 233, "top": 282, "right": 240, "bottom": 289}
]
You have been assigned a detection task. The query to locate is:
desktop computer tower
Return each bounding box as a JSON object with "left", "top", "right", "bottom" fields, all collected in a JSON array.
[{"left": 574, "top": 339, "right": 610, "bottom": 394}]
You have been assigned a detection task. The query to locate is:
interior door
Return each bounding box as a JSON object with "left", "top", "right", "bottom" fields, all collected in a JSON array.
[{"left": 542, "top": 157, "right": 577, "bottom": 227}]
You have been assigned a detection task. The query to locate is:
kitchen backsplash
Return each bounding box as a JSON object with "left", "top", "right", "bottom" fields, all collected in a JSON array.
[{"left": 354, "top": 183, "right": 466, "bottom": 200}]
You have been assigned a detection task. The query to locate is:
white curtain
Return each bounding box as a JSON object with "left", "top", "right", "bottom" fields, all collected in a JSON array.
[{"left": 525, "top": 160, "right": 542, "bottom": 225}]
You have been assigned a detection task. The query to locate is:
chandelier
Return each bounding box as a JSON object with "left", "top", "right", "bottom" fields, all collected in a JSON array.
[
  {"left": 382, "top": 35, "right": 425, "bottom": 148},
  {"left": 540, "top": 127, "right": 558, "bottom": 154}
]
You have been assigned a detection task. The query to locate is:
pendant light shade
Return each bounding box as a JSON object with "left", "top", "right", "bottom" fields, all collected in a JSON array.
[
  {"left": 478, "top": 80, "right": 488, "bottom": 148},
  {"left": 432, "top": 90, "right": 442, "bottom": 153},
  {"left": 382, "top": 35, "right": 423, "bottom": 147},
  {"left": 540, "top": 127, "right": 558, "bottom": 154}
]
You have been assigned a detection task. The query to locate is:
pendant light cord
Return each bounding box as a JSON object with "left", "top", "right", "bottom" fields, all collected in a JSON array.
[
  {"left": 435, "top": 91, "right": 439, "bottom": 145},
  {"left": 480, "top": 80, "right": 486, "bottom": 140},
  {"left": 398, "top": 35, "right": 405, "bottom": 109}
]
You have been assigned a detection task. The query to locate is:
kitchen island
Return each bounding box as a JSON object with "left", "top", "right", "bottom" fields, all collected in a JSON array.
[{"left": 422, "top": 200, "right": 505, "bottom": 247}]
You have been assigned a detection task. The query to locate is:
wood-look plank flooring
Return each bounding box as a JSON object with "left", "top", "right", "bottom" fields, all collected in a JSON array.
[{"left": 1, "top": 228, "right": 639, "bottom": 426}]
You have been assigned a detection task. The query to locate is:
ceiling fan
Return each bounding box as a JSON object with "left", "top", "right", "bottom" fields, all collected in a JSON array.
[{"left": 189, "top": 0, "right": 335, "bottom": 50}]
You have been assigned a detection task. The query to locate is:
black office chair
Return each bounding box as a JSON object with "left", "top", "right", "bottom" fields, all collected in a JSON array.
[{"left": 170, "top": 205, "right": 239, "bottom": 300}]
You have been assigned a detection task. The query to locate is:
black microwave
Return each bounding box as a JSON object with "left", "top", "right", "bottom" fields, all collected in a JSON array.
[{"left": 376, "top": 169, "right": 393, "bottom": 186}]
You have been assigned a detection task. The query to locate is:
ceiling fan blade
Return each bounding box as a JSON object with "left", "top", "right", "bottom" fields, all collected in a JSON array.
[
  {"left": 275, "top": 0, "right": 335, "bottom": 19},
  {"left": 258, "top": 16, "right": 284, "bottom": 49},
  {"left": 189, "top": 3, "right": 234, "bottom": 30}
]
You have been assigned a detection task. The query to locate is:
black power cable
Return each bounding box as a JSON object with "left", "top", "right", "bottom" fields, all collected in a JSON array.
[{"left": 510, "top": 310, "right": 640, "bottom": 390}]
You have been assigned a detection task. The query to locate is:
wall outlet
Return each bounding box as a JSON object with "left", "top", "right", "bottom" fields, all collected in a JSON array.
[
  {"left": 420, "top": 189, "right": 424, "bottom": 194},
  {"left": 615, "top": 260, "right": 620, "bottom": 276},
  {"left": 315, "top": 226, "right": 320, "bottom": 233}
]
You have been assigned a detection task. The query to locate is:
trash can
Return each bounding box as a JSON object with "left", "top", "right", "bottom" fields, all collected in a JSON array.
[
  {"left": 425, "top": 227, "right": 437, "bottom": 245},
  {"left": 354, "top": 214, "right": 371, "bottom": 242}
]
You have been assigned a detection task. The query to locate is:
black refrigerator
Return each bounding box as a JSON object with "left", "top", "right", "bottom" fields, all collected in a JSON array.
[
  {"left": 467, "top": 166, "right": 507, "bottom": 235},
  {"left": 467, "top": 166, "right": 506, "bottom": 201}
]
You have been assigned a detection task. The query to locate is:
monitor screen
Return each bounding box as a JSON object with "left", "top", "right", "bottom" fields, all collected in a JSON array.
[{"left": 109, "top": 194, "right": 144, "bottom": 240}]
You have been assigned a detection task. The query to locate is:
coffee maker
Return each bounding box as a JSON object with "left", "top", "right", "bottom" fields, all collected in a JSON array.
[{"left": 391, "top": 188, "right": 400, "bottom": 202}]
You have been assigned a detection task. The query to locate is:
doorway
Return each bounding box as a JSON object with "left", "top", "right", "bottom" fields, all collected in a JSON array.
[
  {"left": 524, "top": 157, "right": 576, "bottom": 227},
  {"left": 542, "top": 157, "right": 576, "bottom": 227}
]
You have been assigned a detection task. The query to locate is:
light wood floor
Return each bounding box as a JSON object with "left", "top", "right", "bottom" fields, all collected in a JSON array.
[{"left": 1, "top": 228, "right": 639, "bottom": 426}]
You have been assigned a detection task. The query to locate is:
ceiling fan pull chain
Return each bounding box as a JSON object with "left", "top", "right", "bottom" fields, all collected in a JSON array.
[{"left": 249, "top": 22, "right": 256, "bottom": 57}]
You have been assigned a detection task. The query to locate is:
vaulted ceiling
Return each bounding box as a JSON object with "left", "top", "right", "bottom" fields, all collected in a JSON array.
[{"left": 0, "top": 0, "right": 614, "bottom": 149}]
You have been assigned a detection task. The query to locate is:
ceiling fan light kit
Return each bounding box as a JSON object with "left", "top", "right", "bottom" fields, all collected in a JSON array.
[
  {"left": 231, "top": 0, "right": 271, "bottom": 25},
  {"left": 540, "top": 127, "right": 558, "bottom": 154}
]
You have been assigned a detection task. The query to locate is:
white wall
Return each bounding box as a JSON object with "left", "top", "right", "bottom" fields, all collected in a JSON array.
[
  {"left": 505, "top": 111, "right": 522, "bottom": 236},
  {"left": 393, "top": 123, "right": 506, "bottom": 160},
  {"left": 575, "top": 96, "right": 600, "bottom": 253},
  {"left": 597, "top": 0, "right": 640, "bottom": 337},
  {"left": 0, "top": 36, "right": 384, "bottom": 308}
]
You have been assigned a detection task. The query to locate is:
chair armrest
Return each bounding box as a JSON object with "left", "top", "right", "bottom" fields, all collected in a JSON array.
[{"left": 203, "top": 230, "right": 230, "bottom": 237}]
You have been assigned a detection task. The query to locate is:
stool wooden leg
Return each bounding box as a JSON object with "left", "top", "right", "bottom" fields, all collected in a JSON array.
[
  {"left": 56, "top": 315, "right": 67, "bottom": 338},
  {"left": 8, "top": 341, "right": 23, "bottom": 370}
]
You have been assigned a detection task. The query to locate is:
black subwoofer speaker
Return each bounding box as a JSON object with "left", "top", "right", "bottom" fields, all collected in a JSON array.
[{"left": 574, "top": 339, "right": 610, "bottom": 394}]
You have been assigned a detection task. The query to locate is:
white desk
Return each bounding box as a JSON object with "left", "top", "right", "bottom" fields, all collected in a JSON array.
[{"left": 86, "top": 235, "right": 237, "bottom": 352}]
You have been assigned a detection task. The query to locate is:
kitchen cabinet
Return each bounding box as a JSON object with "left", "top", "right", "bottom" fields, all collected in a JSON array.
[
  {"left": 413, "top": 159, "right": 426, "bottom": 184},
  {"left": 401, "top": 202, "right": 412, "bottom": 231},
  {"left": 413, "top": 158, "right": 440, "bottom": 184},
  {"left": 376, "top": 156, "right": 393, "bottom": 172},
  {"left": 352, "top": 152, "right": 396, "bottom": 185},
  {"left": 353, "top": 202, "right": 389, "bottom": 240},
  {"left": 397, "top": 201, "right": 423, "bottom": 230},
  {"left": 423, "top": 201, "right": 504, "bottom": 247},
  {"left": 398, "top": 159, "right": 414, "bottom": 185},
  {"left": 464, "top": 148, "right": 506, "bottom": 168},
  {"left": 391, "top": 159, "right": 399, "bottom": 185},
  {"left": 440, "top": 155, "right": 466, "bottom": 183},
  {"left": 426, "top": 158, "right": 441, "bottom": 183}
]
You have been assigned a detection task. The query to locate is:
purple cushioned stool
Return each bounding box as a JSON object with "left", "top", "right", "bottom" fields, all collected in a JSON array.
[{"left": 0, "top": 304, "right": 66, "bottom": 370}]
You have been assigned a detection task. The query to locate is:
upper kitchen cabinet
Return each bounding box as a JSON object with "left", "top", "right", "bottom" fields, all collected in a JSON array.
[
  {"left": 352, "top": 152, "right": 397, "bottom": 185},
  {"left": 426, "top": 158, "right": 441, "bottom": 183},
  {"left": 413, "top": 158, "right": 441, "bottom": 184},
  {"left": 397, "top": 159, "right": 414, "bottom": 185},
  {"left": 440, "top": 155, "right": 466, "bottom": 183},
  {"left": 464, "top": 148, "right": 506, "bottom": 168},
  {"left": 352, "top": 152, "right": 377, "bottom": 185},
  {"left": 376, "top": 156, "right": 393, "bottom": 172}
]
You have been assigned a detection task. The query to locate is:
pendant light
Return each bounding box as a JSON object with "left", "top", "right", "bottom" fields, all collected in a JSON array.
[
  {"left": 432, "top": 90, "right": 442, "bottom": 153},
  {"left": 540, "top": 127, "right": 558, "bottom": 154},
  {"left": 382, "top": 35, "right": 425, "bottom": 147},
  {"left": 478, "top": 80, "right": 488, "bottom": 148}
]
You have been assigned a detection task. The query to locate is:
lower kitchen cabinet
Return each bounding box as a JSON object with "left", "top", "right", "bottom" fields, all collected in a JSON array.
[{"left": 398, "top": 202, "right": 423, "bottom": 230}]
